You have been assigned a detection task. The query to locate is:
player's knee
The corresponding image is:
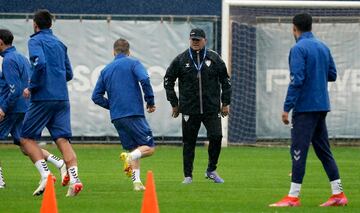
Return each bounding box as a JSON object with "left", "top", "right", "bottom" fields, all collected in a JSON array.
[
  {"left": 148, "top": 146, "right": 155, "bottom": 156},
  {"left": 208, "top": 135, "right": 222, "bottom": 143},
  {"left": 56, "top": 137, "right": 69, "bottom": 144}
]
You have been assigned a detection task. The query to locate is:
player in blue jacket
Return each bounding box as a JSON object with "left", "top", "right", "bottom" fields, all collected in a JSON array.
[
  {"left": 92, "top": 38, "right": 156, "bottom": 191},
  {"left": 0, "top": 29, "right": 68, "bottom": 189},
  {"left": 20, "top": 10, "right": 82, "bottom": 196},
  {"left": 270, "top": 13, "right": 347, "bottom": 207}
]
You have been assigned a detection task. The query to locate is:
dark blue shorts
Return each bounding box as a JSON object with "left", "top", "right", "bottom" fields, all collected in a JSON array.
[
  {"left": 113, "top": 116, "right": 155, "bottom": 151},
  {"left": 0, "top": 113, "right": 24, "bottom": 145},
  {"left": 21, "top": 101, "right": 72, "bottom": 141}
]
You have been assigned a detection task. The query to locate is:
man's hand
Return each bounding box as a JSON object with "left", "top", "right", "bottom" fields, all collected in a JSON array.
[
  {"left": 221, "top": 105, "right": 229, "bottom": 117},
  {"left": 23, "top": 88, "right": 31, "bottom": 99},
  {"left": 0, "top": 108, "right": 5, "bottom": 121},
  {"left": 146, "top": 105, "right": 156, "bottom": 113},
  {"left": 172, "top": 106, "right": 179, "bottom": 118},
  {"left": 282, "top": 111, "right": 289, "bottom": 125}
]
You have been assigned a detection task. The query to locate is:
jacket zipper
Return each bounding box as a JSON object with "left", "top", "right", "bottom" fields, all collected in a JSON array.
[{"left": 197, "top": 51, "right": 203, "bottom": 114}]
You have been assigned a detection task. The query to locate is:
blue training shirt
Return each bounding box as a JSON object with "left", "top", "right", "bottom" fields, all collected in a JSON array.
[
  {"left": 28, "top": 29, "right": 73, "bottom": 101},
  {"left": 0, "top": 46, "right": 29, "bottom": 113},
  {"left": 284, "top": 32, "right": 337, "bottom": 113},
  {"left": 92, "top": 53, "right": 155, "bottom": 121}
]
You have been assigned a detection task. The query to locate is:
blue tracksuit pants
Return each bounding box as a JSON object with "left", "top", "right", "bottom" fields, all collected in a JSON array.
[{"left": 290, "top": 111, "right": 340, "bottom": 183}]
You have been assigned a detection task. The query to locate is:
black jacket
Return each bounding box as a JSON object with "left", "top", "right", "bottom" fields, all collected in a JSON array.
[{"left": 164, "top": 48, "right": 231, "bottom": 115}]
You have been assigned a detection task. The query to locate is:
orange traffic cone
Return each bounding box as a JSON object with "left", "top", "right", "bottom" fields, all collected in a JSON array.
[
  {"left": 40, "top": 174, "right": 58, "bottom": 213},
  {"left": 141, "top": 171, "right": 159, "bottom": 213}
]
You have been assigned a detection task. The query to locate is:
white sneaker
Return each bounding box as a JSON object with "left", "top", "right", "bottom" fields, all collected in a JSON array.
[
  {"left": 33, "top": 174, "right": 56, "bottom": 196},
  {"left": 59, "top": 163, "right": 70, "bottom": 186},
  {"left": 133, "top": 182, "right": 146, "bottom": 191},
  {"left": 182, "top": 177, "right": 192, "bottom": 184},
  {"left": 66, "top": 181, "right": 83, "bottom": 197}
]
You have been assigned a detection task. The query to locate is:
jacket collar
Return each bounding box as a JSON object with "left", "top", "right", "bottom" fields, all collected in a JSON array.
[
  {"left": 114, "top": 53, "right": 128, "bottom": 60},
  {"left": 30, "top": 29, "right": 53, "bottom": 38},
  {"left": 0, "top": 46, "right": 16, "bottom": 57},
  {"left": 297, "top": 31, "right": 314, "bottom": 42},
  {"left": 190, "top": 47, "right": 206, "bottom": 57}
]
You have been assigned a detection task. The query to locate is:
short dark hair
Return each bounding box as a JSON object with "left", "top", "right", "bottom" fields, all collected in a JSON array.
[
  {"left": 113, "top": 38, "right": 130, "bottom": 54},
  {"left": 0, "top": 29, "right": 14, "bottom": 45},
  {"left": 34, "top": 9, "right": 53, "bottom": 29},
  {"left": 293, "top": 13, "right": 312, "bottom": 32}
]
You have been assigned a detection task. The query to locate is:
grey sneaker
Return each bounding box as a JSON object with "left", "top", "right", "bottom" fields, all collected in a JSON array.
[
  {"left": 182, "top": 177, "right": 192, "bottom": 184},
  {"left": 205, "top": 171, "right": 224, "bottom": 183}
]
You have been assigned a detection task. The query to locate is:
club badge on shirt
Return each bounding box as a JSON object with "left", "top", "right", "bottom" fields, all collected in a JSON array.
[
  {"left": 205, "top": 60, "right": 211, "bottom": 67},
  {"left": 183, "top": 115, "right": 190, "bottom": 122}
]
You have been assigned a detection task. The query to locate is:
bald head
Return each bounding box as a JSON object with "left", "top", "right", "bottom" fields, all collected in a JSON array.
[{"left": 113, "top": 38, "right": 130, "bottom": 55}]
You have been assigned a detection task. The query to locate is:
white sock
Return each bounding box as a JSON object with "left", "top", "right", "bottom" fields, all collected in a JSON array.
[
  {"left": 46, "top": 154, "right": 64, "bottom": 169},
  {"left": 0, "top": 167, "right": 4, "bottom": 184},
  {"left": 35, "top": 160, "right": 50, "bottom": 179},
  {"left": 330, "top": 179, "right": 343, "bottom": 195},
  {"left": 68, "top": 166, "right": 80, "bottom": 184},
  {"left": 132, "top": 169, "right": 141, "bottom": 183},
  {"left": 288, "top": 182, "right": 301, "bottom": 197},
  {"left": 129, "top": 149, "right": 142, "bottom": 161}
]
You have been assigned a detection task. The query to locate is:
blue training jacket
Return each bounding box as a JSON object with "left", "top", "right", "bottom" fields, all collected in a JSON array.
[
  {"left": 28, "top": 29, "right": 73, "bottom": 101},
  {"left": 92, "top": 53, "right": 155, "bottom": 121},
  {"left": 283, "top": 32, "right": 337, "bottom": 113},
  {"left": 0, "top": 46, "right": 29, "bottom": 113}
]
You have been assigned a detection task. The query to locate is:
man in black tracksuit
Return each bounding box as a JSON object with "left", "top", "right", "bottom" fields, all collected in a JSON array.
[{"left": 164, "top": 28, "right": 231, "bottom": 184}]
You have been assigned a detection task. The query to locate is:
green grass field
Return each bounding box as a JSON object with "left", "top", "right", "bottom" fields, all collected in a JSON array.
[{"left": 0, "top": 144, "right": 359, "bottom": 213}]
